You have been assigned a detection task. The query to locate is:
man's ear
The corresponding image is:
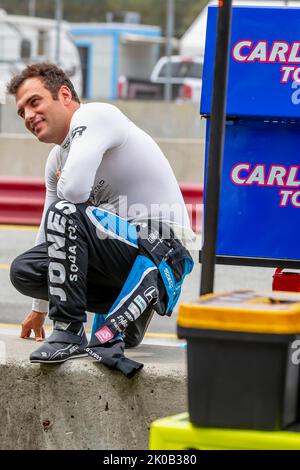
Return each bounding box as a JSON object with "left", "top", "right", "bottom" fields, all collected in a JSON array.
[{"left": 59, "top": 85, "right": 73, "bottom": 105}]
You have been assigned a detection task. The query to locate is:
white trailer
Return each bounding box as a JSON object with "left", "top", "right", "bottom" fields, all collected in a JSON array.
[
  {"left": 71, "top": 23, "right": 161, "bottom": 100},
  {"left": 0, "top": 9, "right": 82, "bottom": 96}
]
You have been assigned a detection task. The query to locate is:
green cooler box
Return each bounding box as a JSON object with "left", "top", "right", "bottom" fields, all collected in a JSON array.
[{"left": 177, "top": 290, "right": 300, "bottom": 431}]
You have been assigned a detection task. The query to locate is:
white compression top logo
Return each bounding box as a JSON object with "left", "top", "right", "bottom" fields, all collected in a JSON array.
[{"left": 0, "top": 80, "right": 6, "bottom": 104}]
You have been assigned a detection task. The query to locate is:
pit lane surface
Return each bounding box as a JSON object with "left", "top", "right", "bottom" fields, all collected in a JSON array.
[{"left": 0, "top": 225, "right": 275, "bottom": 345}]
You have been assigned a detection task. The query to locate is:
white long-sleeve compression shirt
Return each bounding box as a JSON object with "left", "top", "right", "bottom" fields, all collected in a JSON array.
[{"left": 33, "top": 102, "right": 194, "bottom": 313}]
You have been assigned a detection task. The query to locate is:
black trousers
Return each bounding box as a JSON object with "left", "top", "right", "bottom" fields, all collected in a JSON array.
[{"left": 10, "top": 200, "right": 154, "bottom": 347}]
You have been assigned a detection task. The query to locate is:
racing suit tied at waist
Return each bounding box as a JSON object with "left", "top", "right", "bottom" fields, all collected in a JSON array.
[{"left": 94, "top": 220, "right": 194, "bottom": 343}]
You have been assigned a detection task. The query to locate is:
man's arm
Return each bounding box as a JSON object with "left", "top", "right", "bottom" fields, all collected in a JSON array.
[
  {"left": 34, "top": 146, "right": 61, "bottom": 246},
  {"left": 57, "top": 103, "right": 128, "bottom": 203},
  {"left": 20, "top": 311, "right": 47, "bottom": 342}
]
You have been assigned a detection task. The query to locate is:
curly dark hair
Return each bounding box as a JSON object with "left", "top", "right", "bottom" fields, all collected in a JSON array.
[{"left": 7, "top": 63, "right": 80, "bottom": 103}]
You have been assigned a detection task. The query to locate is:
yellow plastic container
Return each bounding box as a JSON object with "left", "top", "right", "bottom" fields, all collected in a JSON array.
[
  {"left": 177, "top": 290, "right": 300, "bottom": 430},
  {"left": 149, "top": 413, "right": 300, "bottom": 450},
  {"left": 178, "top": 290, "right": 300, "bottom": 335}
]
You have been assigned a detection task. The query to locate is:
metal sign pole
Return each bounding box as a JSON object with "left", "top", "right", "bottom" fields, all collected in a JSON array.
[
  {"left": 164, "top": 0, "right": 175, "bottom": 101},
  {"left": 28, "top": 0, "right": 36, "bottom": 16},
  {"left": 200, "top": 0, "right": 233, "bottom": 295},
  {"left": 55, "top": 0, "right": 63, "bottom": 66}
]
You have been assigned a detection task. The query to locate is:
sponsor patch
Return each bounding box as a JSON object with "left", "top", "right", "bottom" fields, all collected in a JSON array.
[
  {"left": 144, "top": 286, "right": 158, "bottom": 303},
  {"left": 134, "top": 295, "right": 147, "bottom": 312},
  {"left": 95, "top": 326, "right": 114, "bottom": 344},
  {"left": 117, "top": 315, "right": 128, "bottom": 328},
  {"left": 127, "top": 302, "right": 141, "bottom": 320},
  {"left": 61, "top": 138, "right": 70, "bottom": 149},
  {"left": 124, "top": 311, "right": 134, "bottom": 322},
  {"left": 148, "top": 230, "right": 159, "bottom": 244},
  {"left": 164, "top": 267, "right": 174, "bottom": 289},
  {"left": 71, "top": 125, "right": 87, "bottom": 139},
  {"left": 85, "top": 348, "right": 102, "bottom": 362}
]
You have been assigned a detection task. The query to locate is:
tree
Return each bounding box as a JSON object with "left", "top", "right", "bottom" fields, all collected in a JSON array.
[{"left": 0, "top": 0, "right": 208, "bottom": 38}]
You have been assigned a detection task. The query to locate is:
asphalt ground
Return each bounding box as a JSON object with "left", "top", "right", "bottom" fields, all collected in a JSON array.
[{"left": 0, "top": 225, "right": 276, "bottom": 345}]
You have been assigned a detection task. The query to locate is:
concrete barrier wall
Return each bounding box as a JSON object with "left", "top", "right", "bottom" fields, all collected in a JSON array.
[
  {"left": 0, "top": 98, "right": 206, "bottom": 139},
  {"left": 158, "top": 138, "right": 205, "bottom": 184},
  {"left": 112, "top": 100, "right": 206, "bottom": 139},
  {"left": 0, "top": 335, "right": 187, "bottom": 450},
  {"left": 0, "top": 134, "right": 52, "bottom": 178},
  {"left": 0, "top": 134, "right": 205, "bottom": 184}
]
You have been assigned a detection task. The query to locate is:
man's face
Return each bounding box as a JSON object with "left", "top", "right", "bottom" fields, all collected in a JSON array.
[{"left": 16, "top": 77, "right": 71, "bottom": 144}]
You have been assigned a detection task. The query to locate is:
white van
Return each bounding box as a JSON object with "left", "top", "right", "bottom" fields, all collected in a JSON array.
[{"left": 150, "top": 55, "right": 203, "bottom": 103}]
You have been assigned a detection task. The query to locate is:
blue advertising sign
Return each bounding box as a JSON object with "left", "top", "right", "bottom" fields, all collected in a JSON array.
[
  {"left": 201, "top": 6, "right": 300, "bottom": 119},
  {"left": 205, "top": 119, "right": 300, "bottom": 263}
]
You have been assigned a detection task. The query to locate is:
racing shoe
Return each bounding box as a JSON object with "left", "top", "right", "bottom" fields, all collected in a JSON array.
[{"left": 30, "top": 326, "right": 88, "bottom": 363}]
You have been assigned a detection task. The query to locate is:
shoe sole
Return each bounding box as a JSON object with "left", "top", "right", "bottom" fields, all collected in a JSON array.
[{"left": 30, "top": 353, "right": 89, "bottom": 364}]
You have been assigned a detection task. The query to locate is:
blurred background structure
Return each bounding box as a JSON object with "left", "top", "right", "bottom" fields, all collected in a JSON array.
[
  {"left": 0, "top": 0, "right": 210, "bottom": 191},
  {"left": 1, "top": 1, "right": 300, "bottom": 199},
  {"left": 1, "top": 0, "right": 300, "bottom": 221},
  {"left": 0, "top": 0, "right": 210, "bottom": 335},
  {"left": 0, "top": 0, "right": 209, "bottom": 101},
  {"left": 0, "top": 0, "right": 297, "bottom": 338}
]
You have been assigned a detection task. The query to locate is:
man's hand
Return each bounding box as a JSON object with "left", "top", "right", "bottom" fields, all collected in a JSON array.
[{"left": 21, "top": 310, "right": 47, "bottom": 342}]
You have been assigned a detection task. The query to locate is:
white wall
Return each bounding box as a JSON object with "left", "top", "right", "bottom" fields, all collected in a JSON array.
[
  {"left": 91, "top": 36, "right": 113, "bottom": 99},
  {"left": 180, "top": 0, "right": 300, "bottom": 57},
  {"left": 119, "top": 42, "right": 159, "bottom": 80},
  {"left": 0, "top": 23, "right": 20, "bottom": 61}
]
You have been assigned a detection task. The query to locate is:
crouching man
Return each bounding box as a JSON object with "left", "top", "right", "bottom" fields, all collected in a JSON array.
[{"left": 8, "top": 63, "right": 194, "bottom": 377}]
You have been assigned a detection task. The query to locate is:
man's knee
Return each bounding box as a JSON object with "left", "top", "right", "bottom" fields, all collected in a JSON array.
[
  {"left": 10, "top": 244, "right": 48, "bottom": 298},
  {"left": 10, "top": 253, "right": 28, "bottom": 293}
]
